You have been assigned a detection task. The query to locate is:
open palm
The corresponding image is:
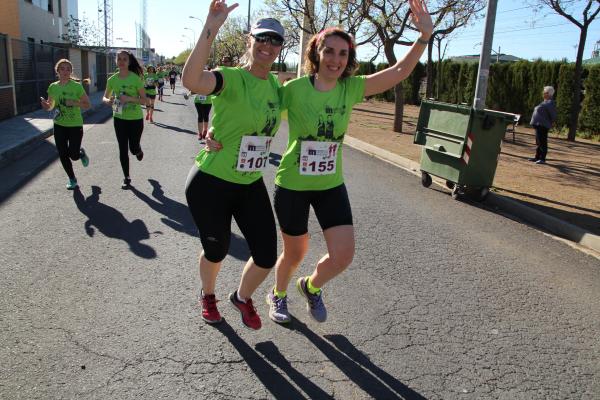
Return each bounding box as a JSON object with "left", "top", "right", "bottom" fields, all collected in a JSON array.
[{"left": 410, "top": 0, "right": 433, "bottom": 37}]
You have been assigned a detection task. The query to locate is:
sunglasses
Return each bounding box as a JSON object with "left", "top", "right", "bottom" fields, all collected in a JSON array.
[{"left": 252, "top": 34, "right": 284, "bottom": 47}]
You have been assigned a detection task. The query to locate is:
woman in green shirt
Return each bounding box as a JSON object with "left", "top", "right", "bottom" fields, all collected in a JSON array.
[
  {"left": 182, "top": 0, "right": 284, "bottom": 330},
  {"left": 40, "top": 59, "right": 91, "bottom": 190},
  {"left": 144, "top": 65, "right": 158, "bottom": 123},
  {"left": 102, "top": 50, "right": 147, "bottom": 189},
  {"left": 266, "top": 0, "right": 433, "bottom": 324}
]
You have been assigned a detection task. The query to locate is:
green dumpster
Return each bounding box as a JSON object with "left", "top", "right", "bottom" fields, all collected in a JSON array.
[{"left": 414, "top": 100, "right": 515, "bottom": 201}]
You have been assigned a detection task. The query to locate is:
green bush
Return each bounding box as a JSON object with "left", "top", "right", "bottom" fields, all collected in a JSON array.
[
  {"left": 555, "top": 64, "right": 576, "bottom": 128},
  {"left": 579, "top": 65, "right": 600, "bottom": 134}
]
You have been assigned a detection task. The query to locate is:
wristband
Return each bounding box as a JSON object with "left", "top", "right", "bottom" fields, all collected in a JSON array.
[{"left": 416, "top": 37, "right": 429, "bottom": 45}]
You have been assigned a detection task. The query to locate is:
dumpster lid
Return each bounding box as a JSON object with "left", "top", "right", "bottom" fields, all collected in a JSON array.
[{"left": 481, "top": 108, "right": 519, "bottom": 121}]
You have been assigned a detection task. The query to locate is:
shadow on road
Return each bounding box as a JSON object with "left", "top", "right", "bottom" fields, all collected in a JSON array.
[
  {"left": 213, "top": 321, "right": 307, "bottom": 399},
  {"left": 152, "top": 121, "right": 197, "bottom": 135},
  {"left": 255, "top": 341, "right": 334, "bottom": 399},
  {"left": 73, "top": 186, "right": 158, "bottom": 259},
  {"left": 292, "top": 320, "right": 428, "bottom": 400},
  {"left": 131, "top": 179, "right": 250, "bottom": 260}
]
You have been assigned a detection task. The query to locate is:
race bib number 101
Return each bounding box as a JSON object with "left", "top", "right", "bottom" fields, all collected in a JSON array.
[
  {"left": 237, "top": 136, "right": 272, "bottom": 172},
  {"left": 300, "top": 140, "right": 338, "bottom": 175}
]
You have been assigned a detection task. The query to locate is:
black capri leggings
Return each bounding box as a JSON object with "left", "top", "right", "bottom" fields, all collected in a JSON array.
[
  {"left": 194, "top": 103, "right": 212, "bottom": 123},
  {"left": 53, "top": 124, "right": 83, "bottom": 180},
  {"left": 113, "top": 117, "right": 143, "bottom": 178},
  {"left": 185, "top": 167, "right": 277, "bottom": 268}
]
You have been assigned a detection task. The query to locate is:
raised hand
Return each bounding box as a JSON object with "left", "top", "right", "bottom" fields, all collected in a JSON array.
[
  {"left": 206, "top": 0, "right": 239, "bottom": 28},
  {"left": 409, "top": 0, "right": 433, "bottom": 39}
]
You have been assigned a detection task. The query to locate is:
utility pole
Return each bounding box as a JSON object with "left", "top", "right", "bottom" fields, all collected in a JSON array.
[
  {"left": 247, "top": 0, "right": 251, "bottom": 32},
  {"left": 297, "top": 0, "right": 314, "bottom": 77},
  {"left": 473, "top": 0, "right": 498, "bottom": 110}
]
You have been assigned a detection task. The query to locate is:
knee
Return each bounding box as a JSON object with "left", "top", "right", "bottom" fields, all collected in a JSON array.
[
  {"left": 282, "top": 240, "right": 309, "bottom": 266},
  {"left": 329, "top": 245, "right": 355, "bottom": 269}
]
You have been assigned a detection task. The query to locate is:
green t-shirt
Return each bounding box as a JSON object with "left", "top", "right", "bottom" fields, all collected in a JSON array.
[
  {"left": 47, "top": 80, "right": 86, "bottom": 127},
  {"left": 194, "top": 93, "right": 213, "bottom": 104},
  {"left": 157, "top": 71, "right": 167, "bottom": 85},
  {"left": 106, "top": 72, "right": 144, "bottom": 120},
  {"left": 195, "top": 67, "right": 281, "bottom": 184},
  {"left": 275, "top": 75, "right": 366, "bottom": 191},
  {"left": 143, "top": 73, "right": 158, "bottom": 95}
]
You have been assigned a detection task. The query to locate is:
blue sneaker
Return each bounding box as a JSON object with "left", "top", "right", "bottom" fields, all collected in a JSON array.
[
  {"left": 266, "top": 289, "right": 291, "bottom": 324},
  {"left": 296, "top": 277, "right": 327, "bottom": 322},
  {"left": 80, "top": 148, "right": 89, "bottom": 167},
  {"left": 66, "top": 178, "right": 78, "bottom": 190}
]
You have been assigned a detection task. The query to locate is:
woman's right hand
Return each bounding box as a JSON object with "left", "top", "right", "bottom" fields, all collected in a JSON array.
[
  {"left": 204, "top": 129, "right": 223, "bottom": 152},
  {"left": 40, "top": 97, "right": 51, "bottom": 110}
]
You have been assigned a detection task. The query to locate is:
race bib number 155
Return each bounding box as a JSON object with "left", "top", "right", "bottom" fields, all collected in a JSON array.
[{"left": 300, "top": 140, "right": 338, "bottom": 175}]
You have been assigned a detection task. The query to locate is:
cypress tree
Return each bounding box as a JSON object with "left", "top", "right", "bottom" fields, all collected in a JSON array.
[
  {"left": 556, "top": 64, "right": 576, "bottom": 128},
  {"left": 579, "top": 65, "right": 600, "bottom": 134}
]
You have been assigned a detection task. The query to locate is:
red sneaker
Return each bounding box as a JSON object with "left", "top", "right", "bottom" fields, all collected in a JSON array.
[
  {"left": 200, "top": 291, "right": 222, "bottom": 324},
  {"left": 229, "top": 292, "right": 261, "bottom": 330}
]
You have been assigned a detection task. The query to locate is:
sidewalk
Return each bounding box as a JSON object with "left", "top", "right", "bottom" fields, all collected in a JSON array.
[
  {"left": 0, "top": 91, "right": 106, "bottom": 169},
  {"left": 0, "top": 95, "right": 598, "bottom": 254}
]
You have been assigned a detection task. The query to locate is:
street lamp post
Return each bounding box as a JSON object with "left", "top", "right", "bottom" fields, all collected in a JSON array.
[{"left": 184, "top": 27, "right": 196, "bottom": 45}]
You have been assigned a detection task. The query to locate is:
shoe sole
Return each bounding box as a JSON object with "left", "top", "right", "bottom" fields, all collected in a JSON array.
[
  {"left": 229, "top": 293, "right": 261, "bottom": 330},
  {"left": 265, "top": 293, "right": 291, "bottom": 324},
  {"left": 201, "top": 315, "right": 223, "bottom": 324}
]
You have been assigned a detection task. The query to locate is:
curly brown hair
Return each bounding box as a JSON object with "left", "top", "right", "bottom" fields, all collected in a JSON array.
[{"left": 303, "top": 28, "right": 358, "bottom": 79}]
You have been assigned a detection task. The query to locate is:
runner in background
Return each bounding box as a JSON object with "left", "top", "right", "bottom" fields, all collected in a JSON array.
[
  {"left": 156, "top": 66, "right": 166, "bottom": 101},
  {"left": 40, "top": 59, "right": 91, "bottom": 190},
  {"left": 266, "top": 0, "right": 433, "bottom": 324},
  {"left": 102, "top": 50, "right": 147, "bottom": 190},
  {"left": 182, "top": 0, "right": 284, "bottom": 330},
  {"left": 144, "top": 65, "right": 158, "bottom": 123},
  {"left": 193, "top": 91, "right": 213, "bottom": 141},
  {"left": 169, "top": 67, "right": 178, "bottom": 93}
]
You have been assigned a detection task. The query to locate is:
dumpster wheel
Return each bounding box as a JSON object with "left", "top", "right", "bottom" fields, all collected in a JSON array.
[
  {"left": 451, "top": 186, "right": 462, "bottom": 200},
  {"left": 421, "top": 172, "right": 432, "bottom": 188},
  {"left": 476, "top": 187, "right": 490, "bottom": 202},
  {"left": 445, "top": 180, "right": 455, "bottom": 190}
]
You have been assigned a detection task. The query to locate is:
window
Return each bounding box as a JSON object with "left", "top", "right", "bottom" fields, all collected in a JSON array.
[
  {"left": 0, "top": 36, "right": 10, "bottom": 85},
  {"left": 58, "top": 0, "right": 61, "bottom": 17},
  {"left": 26, "top": 0, "right": 54, "bottom": 13}
]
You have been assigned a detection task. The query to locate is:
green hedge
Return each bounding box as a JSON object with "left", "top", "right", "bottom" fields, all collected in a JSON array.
[{"left": 361, "top": 58, "right": 597, "bottom": 132}]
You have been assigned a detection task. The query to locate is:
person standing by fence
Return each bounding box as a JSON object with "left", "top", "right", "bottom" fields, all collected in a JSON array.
[
  {"left": 528, "top": 86, "right": 557, "bottom": 165},
  {"left": 40, "top": 59, "right": 91, "bottom": 190},
  {"left": 102, "top": 50, "right": 147, "bottom": 189}
]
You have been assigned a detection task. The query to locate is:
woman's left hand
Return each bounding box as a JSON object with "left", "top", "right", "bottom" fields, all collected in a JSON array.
[
  {"left": 409, "top": 0, "right": 433, "bottom": 39},
  {"left": 205, "top": 129, "right": 223, "bottom": 152}
]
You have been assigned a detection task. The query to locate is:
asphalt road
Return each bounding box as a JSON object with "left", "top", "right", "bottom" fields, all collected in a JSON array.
[{"left": 1, "top": 85, "right": 599, "bottom": 399}]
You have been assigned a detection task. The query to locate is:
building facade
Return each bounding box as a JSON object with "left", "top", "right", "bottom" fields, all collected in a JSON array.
[{"left": 0, "top": 0, "right": 71, "bottom": 44}]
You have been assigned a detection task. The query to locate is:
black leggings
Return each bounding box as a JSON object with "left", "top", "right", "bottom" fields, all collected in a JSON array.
[
  {"left": 113, "top": 118, "right": 143, "bottom": 178},
  {"left": 185, "top": 167, "right": 277, "bottom": 268},
  {"left": 53, "top": 124, "right": 83, "bottom": 179},
  {"left": 194, "top": 103, "right": 212, "bottom": 122}
]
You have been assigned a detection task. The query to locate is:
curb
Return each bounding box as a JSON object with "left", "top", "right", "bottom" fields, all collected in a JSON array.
[{"left": 344, "top": 135, "right": 600, "bottom": 255}]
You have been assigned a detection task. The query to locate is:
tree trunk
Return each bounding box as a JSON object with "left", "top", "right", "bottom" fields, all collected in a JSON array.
[
  {"left": 425, "top": 37, "right": 434, "bottom": 98},
  {"left": 567, "top": 26, "right": 588, "bottom": 141},
  {"left": 393, "top": 83, "right": 405, "bottom": 133}
]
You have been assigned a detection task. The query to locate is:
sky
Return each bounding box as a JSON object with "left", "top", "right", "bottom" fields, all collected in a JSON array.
[{"left": 79, "top": 0, "right": 600, "bottom": 64}]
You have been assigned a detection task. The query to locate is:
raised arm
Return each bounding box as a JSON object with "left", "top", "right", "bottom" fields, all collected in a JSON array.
[
  {"left": 182, "top": 0, "right": 238, "bottom": 95},
  {"left": 364, "top": 0, "right": 433, "bottom": 97}
]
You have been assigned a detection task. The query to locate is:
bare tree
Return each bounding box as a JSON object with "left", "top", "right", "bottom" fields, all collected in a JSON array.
[
  {"left": 424, "top": 0, "right": 486, "bottom": 98},
  {"left": 213, "top": 16, "right": 248, "bottom": 66},
  {"left": 61, "top": 15, "right": 102, "bottom": 47},
  {"left": 533, "top": 0, "right": 600, "bottom": 141}
]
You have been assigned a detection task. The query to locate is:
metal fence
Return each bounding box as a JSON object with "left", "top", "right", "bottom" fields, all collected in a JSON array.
[
  {"left": 11, "top": 38, "right": 68, "bottom": 114},
  {"left": 0, "top": 34, "right": 15, "bottom": 121}
]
